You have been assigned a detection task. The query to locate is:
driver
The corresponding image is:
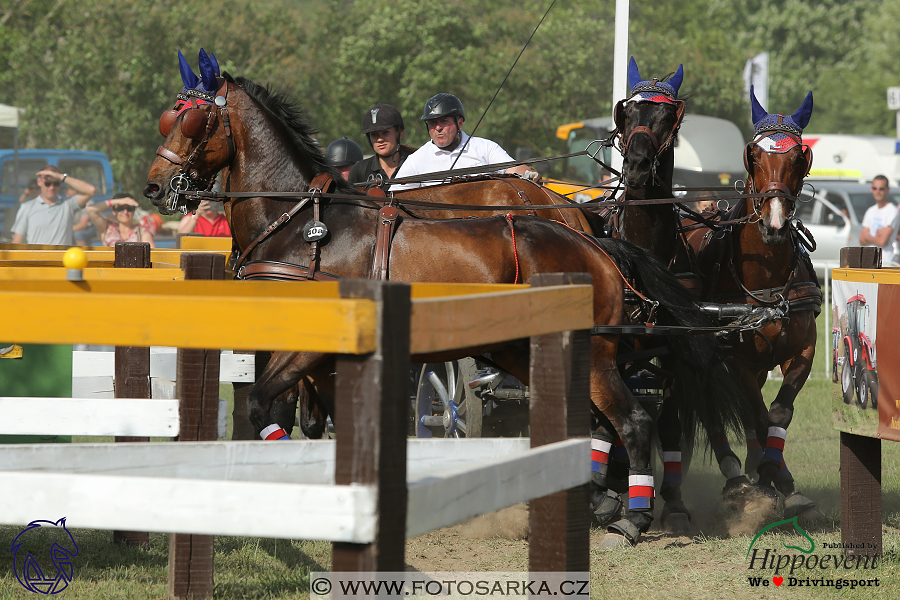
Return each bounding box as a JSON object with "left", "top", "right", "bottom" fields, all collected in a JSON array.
[
  {"left": 347, "top": 103, "right": 415, "bottom": 189},
  {"left": 391, "top": 93, "right": 539, "bottom": 190}
]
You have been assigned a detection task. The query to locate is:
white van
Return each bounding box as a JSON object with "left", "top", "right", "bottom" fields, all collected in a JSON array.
[{"left": 803, "top": 134, "right": 900, "bottom": 187}]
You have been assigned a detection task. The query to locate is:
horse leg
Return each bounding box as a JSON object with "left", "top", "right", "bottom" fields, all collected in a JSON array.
[
  {"left": 759, "top": 335, "right": 819, "bottom": 519},
  {"left": 591, "top": 355, "right": 655, "bottom": 548},
  {"left": 590, "top": 418, "right": 625, "bottom": 527},
  {"left": 656, "top": 396, "right": 692, "bottom": 533},
  {"left": 247, "top": 350, "right": 327, "bottom": 438},
  {"left": 297, "top": 361, "right": 337, "bottom": 439}
]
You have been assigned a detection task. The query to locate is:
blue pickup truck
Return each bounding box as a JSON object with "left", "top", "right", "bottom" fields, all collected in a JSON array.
[{"left": 0, "top": 149, "right": 119, "bottom": 238}]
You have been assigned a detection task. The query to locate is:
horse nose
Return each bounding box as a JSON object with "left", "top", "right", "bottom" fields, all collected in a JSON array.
[{"left": 143, "top": 182, "right": 162, "bottom": 201}]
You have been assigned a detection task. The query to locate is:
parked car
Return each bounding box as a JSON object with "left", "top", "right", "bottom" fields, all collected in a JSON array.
[{"left": 795, "top": 179, "right": 900, "bottom": 277}]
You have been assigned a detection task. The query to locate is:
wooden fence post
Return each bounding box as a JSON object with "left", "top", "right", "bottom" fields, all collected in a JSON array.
[
  {"left": 332, "top": 279, "right": 410, "bottom": 572},
  {"left": 839, "top": 247, "right": 882, "bottom": 558},
  {"left": 113, "top": 242, "right": 151, "bottom": 548},
  {"left": 168, "top": 253, "right": 224, "bottom": 600},
  {"left": 528, "top": 273, "right": 591, "bottom": 572}
]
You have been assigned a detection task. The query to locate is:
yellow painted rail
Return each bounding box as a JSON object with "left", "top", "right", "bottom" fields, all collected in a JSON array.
[
  {"left": 0, "top": 248, "right": 229, "bottom": 263},
  {"left": 0, "top": 278, "right": 592, "bottom": 356},
  {"left": 832, "top": 268, "right": 900, "bottom": 285},
  {"left": 0, "top": 268, "right": 184, "bottom": 281},
  {"left": 179, "top": 236, "right": 233, "bottom": 251}
]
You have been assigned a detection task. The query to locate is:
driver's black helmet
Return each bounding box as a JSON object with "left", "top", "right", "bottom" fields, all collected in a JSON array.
[
  {"left": 325, "top": 137, "right": 364, "bottom": 167},
  {"left": 362, "top": 104, "right": 404, "bottom": 135},
  {"left": 420, "top": 93, "right": 465, "bottom": 121}
]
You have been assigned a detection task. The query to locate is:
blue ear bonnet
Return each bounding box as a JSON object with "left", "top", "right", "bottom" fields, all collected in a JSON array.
[
  {"left": 178, "top": 48, "right": 220, "bottom": 96},
  {"left": 627, "top": 56, "right": 683, "bottom": 102},
  {"left": 750, "top": 86, "right": 813, "bottom": 137}
]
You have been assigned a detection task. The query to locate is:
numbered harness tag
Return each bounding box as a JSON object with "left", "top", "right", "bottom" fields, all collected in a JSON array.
[{"left": 303, "top": 220, "right": 328, "bottom": 243}]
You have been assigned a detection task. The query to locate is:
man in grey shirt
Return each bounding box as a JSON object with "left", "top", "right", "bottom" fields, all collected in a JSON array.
[{"left": 12, "top": 166, "right": 96, "bottom": 245}]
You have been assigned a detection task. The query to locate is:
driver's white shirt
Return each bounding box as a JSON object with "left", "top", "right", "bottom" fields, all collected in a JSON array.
[{"left": 391, "top": 131, "right": 513, "bottom": 190}]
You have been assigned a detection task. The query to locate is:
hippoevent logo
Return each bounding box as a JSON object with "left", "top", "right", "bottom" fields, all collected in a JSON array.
[
  {"left": 10, "top": 518, "right": 79, "bottom": 594},
  {"left": 745, "top": 516, "right": 881, "bottom": 590}
]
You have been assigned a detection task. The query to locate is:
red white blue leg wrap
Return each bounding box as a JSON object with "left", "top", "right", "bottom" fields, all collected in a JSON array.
[
  {"left": 591, "top": 437, "right": 612, "bottom": 477},
  {"left": 762, "top": 426, "right": 787, "bottom": 464},
  {"left": 260, "top": 424, "right": 291, "bottom": 441},
  {"left": 628, "top": 471, "right": 655, "bottom": 511},
  {"left": 662, "top": 451, "right": 682, "bottom": 485}
]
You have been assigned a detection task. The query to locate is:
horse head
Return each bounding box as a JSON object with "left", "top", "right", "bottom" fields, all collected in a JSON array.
[
  {"left": 616, "top": 57, "right": 685, "bottom": 195},
  {"left": 144, "top": 49, "right": 238, "bottom": 215},
  {"left": 744, "top": 86, "right": 813, "bottom": 244}
]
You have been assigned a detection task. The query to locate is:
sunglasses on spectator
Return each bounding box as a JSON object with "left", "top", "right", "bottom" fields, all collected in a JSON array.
[
  {"left": 43, "top": 179, "right": 62, "bottom": 187},
  {"left": 872, "top": 186, "right": 887, "bottom": 191},
  {"left": 114, "top": 206, "right": 136, "bottom": 213}
]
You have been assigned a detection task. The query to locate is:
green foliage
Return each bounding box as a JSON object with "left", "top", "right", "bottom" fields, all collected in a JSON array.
[{"left": 1, "top": 0, "right": 896, "bottom": 196}]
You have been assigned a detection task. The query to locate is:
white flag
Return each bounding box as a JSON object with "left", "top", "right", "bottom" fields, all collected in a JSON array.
[{"left": 743, "top": 52, "right": 769, "bottom": 110}]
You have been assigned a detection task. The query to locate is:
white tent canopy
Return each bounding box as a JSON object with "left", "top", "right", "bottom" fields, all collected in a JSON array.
[{"left": 0, "top": 104, "right": 21, "bottom": 129}]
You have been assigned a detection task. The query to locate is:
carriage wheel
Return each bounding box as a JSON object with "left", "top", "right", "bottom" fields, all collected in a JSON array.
[
  {"left": 415, "top": 359, "right": 483, "bottom": 438},
  {"left": 840, "top": 349, "right": 854, "bottom": 405}
]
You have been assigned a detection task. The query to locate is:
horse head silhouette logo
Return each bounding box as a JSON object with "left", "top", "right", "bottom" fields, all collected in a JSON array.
[{"left": 11, "top": 518, "right": 79, "bottom": 594}]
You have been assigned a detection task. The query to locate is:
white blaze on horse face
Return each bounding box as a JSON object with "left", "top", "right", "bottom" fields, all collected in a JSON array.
[{"left": 769, "top": 197, "right": 785, "bottom": 230}]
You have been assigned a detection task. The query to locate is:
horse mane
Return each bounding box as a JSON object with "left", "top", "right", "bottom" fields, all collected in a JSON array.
[{"left": 223, "top": 72, "right": 359, "bottom": 195}]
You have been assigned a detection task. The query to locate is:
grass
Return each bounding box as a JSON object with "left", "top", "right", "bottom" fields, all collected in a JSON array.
[{"left": 1, "top": 316, "right": 898, "bottom": 598}]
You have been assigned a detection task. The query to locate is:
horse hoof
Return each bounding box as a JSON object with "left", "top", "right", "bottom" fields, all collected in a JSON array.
[
  {"left": 599, "top": 533, "right": 631, "bottom": 549},
  {"left": 723, "top": 479, "right": 777, "bottom": 517},
  {"left": 784, "top": 492, "right": 821, "bottom": 521},
  {"left": 661, "top": 511, "right": 692, "bottom": 535},
  {"left": 591, "top": 490, "right": 624, "bottom": 528},
  {"left": 601, "top": 518, "right": 641, "bottom": 548},
  {"left": 660, "top": 499, "right": 692, "bottom": 534}
]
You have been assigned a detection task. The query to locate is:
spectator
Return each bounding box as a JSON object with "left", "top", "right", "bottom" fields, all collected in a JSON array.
[
  {"left": 348, "top": 103, "right": 415, "bottom": 188},
  {"left": 17, "top": 179, "right": 40, "bottom": 204},
  {"left": 325, "top": 137, "right": 364, "bottom": 180},
  {"left": 694, "top": 190, "right": 717, "bottom": 212},
  {"left": 859, "top": 175, "right": 900, "bottom": 265},
  {"left": 177, "top": 200, "right": 230, "bottom": 237},
  {"left": 392, "top": 93, "right": 539, "bottom": 190},
  {"left": 11, "top": 167, "right": 95, "bottom": 245},
  {"left": 85, "top": 193, "right": 155, "bottom": 247}
]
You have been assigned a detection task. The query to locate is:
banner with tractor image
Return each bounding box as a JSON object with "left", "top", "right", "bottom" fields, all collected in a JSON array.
[{"left": 832, "top": 269, "right": 900, "bottom": 441}]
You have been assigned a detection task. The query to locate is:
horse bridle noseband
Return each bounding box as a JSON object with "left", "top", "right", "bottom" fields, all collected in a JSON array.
[{"left": 156, "top": 79, "right": 236, "bottom": 214}]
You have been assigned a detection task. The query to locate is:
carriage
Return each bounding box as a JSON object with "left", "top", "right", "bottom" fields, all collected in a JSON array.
[{"left": 144, "top": 49, "right": 824, "bottom": 545}]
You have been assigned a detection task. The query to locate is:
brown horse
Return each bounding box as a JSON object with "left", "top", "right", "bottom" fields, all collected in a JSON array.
[
  {"left": 673, "top": 87, "right": 821, "bottom": 518},
  {"left": 143, "top": 55, "right": 749, "bottom": 545}
]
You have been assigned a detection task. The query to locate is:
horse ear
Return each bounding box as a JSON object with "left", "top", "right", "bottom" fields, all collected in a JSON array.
[
  {"left": 209, "top": 52, "right": 220, "bottom": 77},
  {"left": 750, "top": 85, "right": 768, "bottom": 126},
  {"left": 627, "top": 56, "right": 642, "bottom": 92},
  {"left": 791, "top": 91, "right": 814, "bottom": 130},
  {"left": 178, "top": 50, "right": 199, "bottom": 89},
  {"left": 198, "top": 48, "right": 217, "bottom": 91},
  {"left": 668, "top": 64, "right": 684, "bottom": 96}
]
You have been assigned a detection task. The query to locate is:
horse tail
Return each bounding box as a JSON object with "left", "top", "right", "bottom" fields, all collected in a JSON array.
[{"left": 594, "top": 237, "right": 752, "bottom": 443}]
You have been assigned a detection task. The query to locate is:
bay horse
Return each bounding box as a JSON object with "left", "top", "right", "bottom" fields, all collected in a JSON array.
[
  {"left": 673, "top": 87, "right": 821, "bottom": 518},
  {"left": 143, "top": 50, "right": 750, "bottom": 545}
]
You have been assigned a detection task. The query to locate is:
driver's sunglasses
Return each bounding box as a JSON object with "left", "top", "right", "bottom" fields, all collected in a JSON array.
[
  {"left": 114, "top": 206, "right": 136, "bottom": 213},
  {"left": 872, "top": 186, "right": 887, "bottom": 191}
]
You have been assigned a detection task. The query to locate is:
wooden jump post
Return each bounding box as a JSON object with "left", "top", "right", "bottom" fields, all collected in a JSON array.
[
  {"left": 113, "top": 242, "right": 151, "bottom": 548},
  {"left": 838, "top": 247, "right": 882, "bottom": 558}
]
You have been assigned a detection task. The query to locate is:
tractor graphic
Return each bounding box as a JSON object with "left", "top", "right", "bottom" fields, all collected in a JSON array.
[
  {"left": 841, "top": 294, "right": 879, "bottom": 409},
  {"left": 832, "top": 326, "right": 841, "bottom": 383}
]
